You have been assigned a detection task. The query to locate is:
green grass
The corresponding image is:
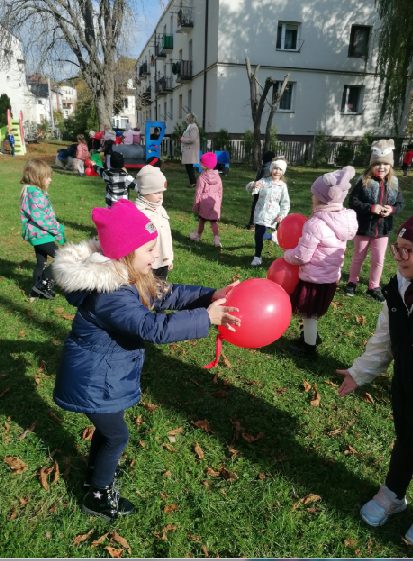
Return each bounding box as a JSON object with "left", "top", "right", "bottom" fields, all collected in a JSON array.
[{"left": 1, "top": 144, "right": 413, "bottom": 557}]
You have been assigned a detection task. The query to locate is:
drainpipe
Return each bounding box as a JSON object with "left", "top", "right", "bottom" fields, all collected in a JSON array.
[{"left": 202, "top": 0, "right": 209, "bottom": 132}]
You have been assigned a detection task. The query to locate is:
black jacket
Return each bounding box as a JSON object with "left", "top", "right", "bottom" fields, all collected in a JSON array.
[{"left": 349, "top": 176, "right": 403, "bottom": 238}]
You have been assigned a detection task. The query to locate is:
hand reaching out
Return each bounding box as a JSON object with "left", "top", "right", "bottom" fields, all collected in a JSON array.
[
  {"left": 336, "top": 369, "right": 359, "bottom": 397},
  {"left": 207, "top": 298, "right": 240, "bottom": 332},
  {"left": 211, "top": 280, "right": 240, "bottom": 302}
]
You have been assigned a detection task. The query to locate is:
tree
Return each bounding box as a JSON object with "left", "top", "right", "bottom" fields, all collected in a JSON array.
[
  {"left": 245, "top": 57, "right": 288, "bottom": 168},
  {"left": 0, "top": 94, "right": 11, "bottom": 127},
  {"left": 0, "top": 0, "right": 133, "bottom": 127},
  {"left": 375, "top": 0, "right": 413, "bottom": 132}
]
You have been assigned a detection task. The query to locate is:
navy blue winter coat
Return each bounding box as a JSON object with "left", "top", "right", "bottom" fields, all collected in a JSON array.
[{"left": 52, "top": 240, "right": 214, "bottom": 414}]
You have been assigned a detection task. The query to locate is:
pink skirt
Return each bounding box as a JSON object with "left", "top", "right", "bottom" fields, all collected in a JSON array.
[{"left": 290, "top": 280, "right": 337, "bottom": 318}]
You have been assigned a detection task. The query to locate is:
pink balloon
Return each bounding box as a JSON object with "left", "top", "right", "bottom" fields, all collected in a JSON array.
[
  {"left": 267, "top": 258, "right": 299, "bottom": 295},
  {"left": 278, "top": 213, "right": 307, "bottom": 250},
  {"left": 85, "top": 166, "right": 93, "bottom": 176},
  {"left": 218, "top": 278, "right": 292, "bottom": 348},
  {"left": 84, "top": 158, "right": 91, "bottom": 167}
]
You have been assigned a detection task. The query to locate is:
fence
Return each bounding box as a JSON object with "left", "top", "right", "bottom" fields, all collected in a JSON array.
[{"left": 157, "top": 137, "right": 412, "bottom": 167}]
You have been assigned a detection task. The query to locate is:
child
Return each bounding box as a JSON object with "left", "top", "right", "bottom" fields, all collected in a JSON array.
[
  {"left": 20, "top": 159, "right": 65, "bottom": 299},
  {"left": 52, "top": 199, "right": 240, "bottom": 521},
  {"left": 284, "top": 166, "right": 358, "bottom": 355},
  {"left": 345, "top": 139, "right": 404, "bottom": 302},
  {"left": 7, "top": 131, "right": 15, "bottom": 157},
  {"left": 244, "top": 150, "right": 275, "bottom": 230},
  {"left": 92, "top": 151, "right": 136, "bottom": 207},
  {"left": 189, "top": 152, "right": 223, "bottom": 248},
  {"left": 248, "top": 159, "right": 290, "bottom": 266},
  {"left": 135, "top": 165, "right": 173, "bottom": 280},
  {"left": 336, "top": 215, "right": 413, "bottom": 545},
  {"left": 402, "top": 143, "right": 413, "bottom": 177},
  {"left": 72, "top": 134, "right": 91, "bottom": 175}
]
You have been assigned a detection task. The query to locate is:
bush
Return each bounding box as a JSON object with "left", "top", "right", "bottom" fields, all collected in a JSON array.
[
  {"left": 353, "top": 131, "right": 375, "bottom": 168},
  {"left": 243, "top": 130, "right": 254, "bottom": 163},
  {"left": 312, "top": 131, "right": 329, "bottom": 167},
  {"left": 335, "top": 142, "right": 354, "bottom": 166},
  {"left": 214, "top": 128, "right": 231, "bottom": 155}
]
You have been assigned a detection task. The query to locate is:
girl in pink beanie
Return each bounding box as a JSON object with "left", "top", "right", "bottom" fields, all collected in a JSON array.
[
  {"left": 189, "top": 151, "right": 223, "bottom": 248},
  {"left": 52, "top": 199, "right": 240, "bottom": 521}
]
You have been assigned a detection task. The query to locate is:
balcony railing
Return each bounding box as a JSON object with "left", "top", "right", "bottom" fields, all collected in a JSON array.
[
  {"left": 176, "top": 60, "right": 192, "bottom": 83},
  {"left": 177, "top": 7, "right": 193, "bottom": 32},
  {"left": 140, "top": 86, "right": 152, "bottom": 106},
  {"left": 155, "top": 76, "right": 173, "bottom": 95},
  {"left": 139, "top": 62, "right": 150, "bottom": 77},
  {"left": 155, "top": 34, "right": 173, "bottom": 57}
]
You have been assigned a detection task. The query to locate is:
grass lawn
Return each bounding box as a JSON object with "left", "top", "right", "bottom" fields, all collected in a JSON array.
[{"left": 1, "top": 143, "right": 413, "bottom": 558}]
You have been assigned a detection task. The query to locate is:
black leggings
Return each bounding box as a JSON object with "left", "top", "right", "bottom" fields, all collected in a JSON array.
[
  {"left": 247, "top": 194, "right": 259, "bottom": 226},
  {"left": 185, "top": 164, "right": 197, "bottom": 186},
  {"left": 385, "top": 438, "right": 413, "bottom": 499},
  {"left": 33, "top": 242, "right": 56, "bottom": 286},
  {"left": 153, "top": 265, "right": 169, "bottom": 281},
  {"left": 254, "top": 224, "right": 267, "bottom": 258},
  {"left": 86, "top": 411, "right": 129, "bottom": 488}
]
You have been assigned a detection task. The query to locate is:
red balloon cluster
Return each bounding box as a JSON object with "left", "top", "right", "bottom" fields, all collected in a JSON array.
[
  {"left": 267, "top": 258, "right": 299, "bottom": 294},
  {"left": 85, "top": 166, "right": 98, "bottom": 177},
  {"left": 218, "top": 278, "right": 292, "bottom": 349},
  {"left": 277, "top": 213, "right": 307, "bottom": 250}
]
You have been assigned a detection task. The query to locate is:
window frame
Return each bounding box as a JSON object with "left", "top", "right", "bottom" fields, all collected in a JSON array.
[
  {"left": 273, "top": 81, "right": 295, "bottom": 112},
  {"left": 348, "top": 24, "right": 371, "bottom": 59},
  {"left": 276, "top": 21, "right": 301, "bottom": 52},
  {"left": 341, "top": 85, "right": 364, "bottom": 114}
]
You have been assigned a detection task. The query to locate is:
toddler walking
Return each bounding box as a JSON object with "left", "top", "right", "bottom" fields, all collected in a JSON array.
[
  {"left": 344, "top": 139, "right": 403, "bottom": 302},
  {"left": 337, "top": 215, "right": 413, "bottom": 545},
  {"left": 92, "top": 152, "right": 136, "bottom": 207},
  {"left": 135, "top": 165, "right": 173, "bottom": 281},
  {"left": 189, "top": 152, "right": 223, "bottom": 248},
  {"left": 248, "top": 159, "right": 290, "bottom": 266},
  {"left": 284, "top": 167, "right": 358, "bottom": 355},
  {"left": 52, "top": 199, "right": 240, "bottom": 521},
  {"left": 244, "top": 150, "right": 275, "bottom": 229},
  {"left": 20, "top": 159, "right": 65, "bottom": 299}
]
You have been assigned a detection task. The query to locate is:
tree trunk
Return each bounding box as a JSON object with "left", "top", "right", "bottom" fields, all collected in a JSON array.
[{"left": 263, "top": 74, "right": 289, "bottom": 153}]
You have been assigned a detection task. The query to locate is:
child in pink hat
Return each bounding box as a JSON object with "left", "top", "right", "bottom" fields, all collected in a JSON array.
[
  {"left": 189, "top": 151, "right": 223, "bottom": 248},
  {"left": 52, "top": 199, "right": 240, "bottom": 521}
]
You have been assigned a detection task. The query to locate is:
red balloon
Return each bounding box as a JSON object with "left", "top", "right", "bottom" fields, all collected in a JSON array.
[
  {"left": 218, "top": 278, "right": 292, "bottom": 349},
  {"left": 277, "top": 213, "right": 307, "bottom": 250},
  {"left": 84, "top": 158, "right": 91, "bottom": 167},
  {"left": 85, "top": 166, "right": 93, "bottom": 176},
  {"left": 267, "top": 258, "right": 299, "bottom": 295}
]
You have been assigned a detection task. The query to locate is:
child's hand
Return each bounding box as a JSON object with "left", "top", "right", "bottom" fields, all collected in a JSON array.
[
  {"left": 168, "top": 264, "right": 174, "bottom": 271},
  {"left": 255, "top": 181, "right": 263, "bottom": 190},
  {"left": 336, "top": 369, "right": 358, "bottom": 396},
  {"left": 380, "top": 205, "right": 392, "bottom": 217},
  {"left": 207, "top": 298, "right": 240, "bottom": 332},
  {"left": 211, "top": 280, "right": 240, "bottom": 301},
  {"left": 371, "top": 204, "right": 383, "bottom": 215},
  {"left": 272, "top": 215, "right": 281, "bottom": 224}
]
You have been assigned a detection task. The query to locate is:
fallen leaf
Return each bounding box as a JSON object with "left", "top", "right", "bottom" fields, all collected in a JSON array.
[
  {"left": 188, "top": 533, "right": 201, "bottom": 542},
  {"left": 241, "top": 431, "right": 264, "bottom": 443},
  {"left": 201, "top": 544, "right": 209, "bottom": 556},
  {"left": 167, "top": 427, "right": 183, "bottom": 437},
  {"left": 142, "top": 403, "right": 158, "bottom": 412},
  {"left": 163, "top": 470, "right": 172, "bottom": 478},
  {"left": 258, "top": 472, "right": 266, "bottom": 480},
  {"left": 4, "top": 456, "right": 27, "bottom": 474},
  {"left": 205, "top": 466, "right": 220, "bottom": 478},
  {"left": 221, "top": 352, "right": 232, "bottom": 368},
  {"left": 303, "top": 380, "right": 312, "bottom": 393},
  {"left": 19, "top": 496, "right": 29, "bottom": 505},
  {"left": 73, "top": 529, "right": 94, "bottom": 545},
  {"left": 134, "top": 415, "right": 143, "bottom": 426},
  {"left": 344, "top": 445, "right": 358, "bottom": 456},
  {"left": 219, "top": 466, "right": 237, "bottom": 482},
  {"left": 155, "top": 524, "right": 177, "bottom": 541},
  {"left": 344, "top": 538, "right": 357, "bottom": 548},
  {"left": 194, "top": 442, "right": 205, "bottom": 460},
  {"left": 62, "top": 313, "right": 75, "bottom": 321},
  {"left": 82, "top": 426, "right": 95, "bottom": 440},
  {"left": 362, "top": 392, "right": 374, "bottom": 404},
  {"left": 227, "top": 446, "right": 239, "bottom": 458},
  {"left": 111, "top": 531, "right": 131, "bottom": 553},
  {"left": 327, "top": 428, "right": 342, "bottom": 436},
  {"left": 91, "top": 532, "right": 109, "bottom": 547},
  {"left": 310, "top": 385, "right": 321, "bottom": 407},
  {"left": 275, "top": 387, "right": 288, "bottom": 395},
  {"left": 19, "top": 422, "right": 37, "bottom": 440},
  {"left": 192, "top": 419, "right": 212, "bottom": 433},
  {"left": 105, "top": 547, "right": 123, "bottom": 558},
  {"left": 162, "top": 443, "right": 175, "bottom": 452},
  {"left": 163, "top": 503, "right": 178, "bottom": 513},
  {"left": 324, "top": 379, "right": 338, "bottom": 388},
  {"left": 53, "top": 461, "right": 60, "bottom": 483},
  {"left": 292, "top": 493, "right": 322, "bottom": 510},
  {"left": 355, "top": 315, "right": 366, "bottom": 326},
  {"left": 38, "top": 465, "right": 54, "bottom": 490},
  {"left": 8, "top": 507, "right": 18, "bottom": 520},
  {"left": 18, "top": 330, "right": 26, "bottom": 338},
  {"left": 54, "top": 307, "right": 65, "bottom": 316}
]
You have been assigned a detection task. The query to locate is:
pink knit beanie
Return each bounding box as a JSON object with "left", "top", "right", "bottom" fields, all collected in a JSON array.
[
  {"left": 311, "top": 166, "right": 355, "bottom": 205},
  {"left": 92, "top": 199, "right": 158, "bottom": 259},
  {"left": 200, "top": 152, "right": 217, "bottom": 169}
]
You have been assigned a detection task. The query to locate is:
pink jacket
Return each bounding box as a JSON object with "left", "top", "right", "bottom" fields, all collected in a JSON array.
[
  {"left": 76, "top": 142, "right": 90, "bottom": 161},
  {"left": 193, "top": 169, "right": 223, "bottom": 221},
  {"left": 283, "top": 209, "right": 358, "bottom": 284}
]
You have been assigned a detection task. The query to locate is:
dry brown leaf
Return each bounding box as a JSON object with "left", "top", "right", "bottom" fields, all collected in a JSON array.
[
  {"left": 91, "top": 532, "right": 109, "bottom": 547},
  {"left": 205, "top": 466, "right": 220, "bottom": 478},
  {"left": 54, "top": 307, "right": 65, "bottom": 316},
  {"left": 194, "top": 442, "right": 205, "bottom": 460},
  {"left": 241, "top": 431, "right": 264, "bottom": 443},
  {"left": 19, "top": 422, "right": 37, "bottom": 440},
  {"left": 258, "top": 472, "right": 266, "bottom": 480},
  {"left": 192, "top": 419, "right": 212, "bottom": 433},
  {"left": 0, "top": 387, "right": 10, "bottom": 398},
  {"left": 344, "top": 444, "right": 358, "bottom": 456},
  {"left": 167, "top": 427, "right": 183, "bottom": 437},
  {"left": 362, "top": 392, "right": 374, "bottom": 404},
  {"left": 138, "top": 440, "right": 146, "bottom": 448},
  {"left": 310, "top": 385, "right": 321, "bottom": 407},
  {"left": 327, "top": 428, "right": 342, "bottom": 436},
  {"left": 62, "top": 313, "right": 75, "bottom": 321},
  {"left": 105, "top": 547, "right": 123, "bottom": 558},
  {"left": 19, "top": 496, "right": 29, "bottom": 505},
  {"left": 324, "top": 379, "right": 338, "bottom": 388},
  {"left": 38, "top": 465, "right": 54, "bottom": 490},
  {"left": 8, "top": 507, "right": 18, "bottom": 520},
  {"left": 355, "top": 315, "right": 366, "bottom": 326},
  {"left": 111, "top": 531, "right": 131, "bottom": 553},
  {"left": 73, "top": 529, "right": 94, "bottom": 545},
  {"left": 134, "top": 415, "right": 143, "bottom": 426},
  {"left": 201, "top": 544, "right": 209, "bottom": 556},
  {"left": 4, "top": 456, "right": 27, "bottom": 474},
  {"left": 82, "top": 426, "right": 95, "bottom": 440},
  {"left": 303, "top": 380, "right": 312, "bottom": 393},
  {"left": 344, "top": 538, "right": 358, "bottom": 548},
  {"left": 53, "top": 461, "right": 60, "bottom": 484},
  {"left": 219, "top": 466, "right": 237, "bottom": 482},
  {"left": 4, "top": 420, "right": 10, "bottom": 433},
  {"left": 163, "top": 503, "right": 178, "bottom": 513},
  {"left": 18, "top": 330, "right": 26, "bottom": 338},
  {"left": 227, "top": 446, "right": 239, "bottom": 458},
  {"left": 221, "top": 352, "right": 232, "bottom": 368},
  {"left": 163, "top": 470, "right": 172, "bottom": 478},
  {"left": 292, "top": 493, "right": 322, "bottom": 510},
  {"left": 162, "top": 443, "right": 175, "bottom": 452},
  {"left": 275, "top": 387, "right": 288, "bottom": 395},
  {"left": 142, "top": 402, "right": 158, "bottom": 412},
  {"left": 155, "top": 524, "right": 177, "bottom": 541},
  {"left": 188, "top": 533, "right": 201, "bottom": 542}
]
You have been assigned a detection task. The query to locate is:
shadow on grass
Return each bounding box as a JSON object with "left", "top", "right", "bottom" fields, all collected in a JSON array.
[{"left": 142, "top": 347, "right": 406, "bottom": 552}]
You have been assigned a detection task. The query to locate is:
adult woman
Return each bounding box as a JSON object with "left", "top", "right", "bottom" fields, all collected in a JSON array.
[{"left": 180, "top": 112, "right": 200, "bottom": 187}]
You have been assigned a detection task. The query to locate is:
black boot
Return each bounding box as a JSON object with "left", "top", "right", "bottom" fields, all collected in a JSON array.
[
  {"left": 83, "top": 466, "right": 122, "bottom": 488},
  {"left": 82, "top": 483, "right": 135, "bottom": 521},
  {"left": 289, "top": 337, "right": 318, "bottom": 356},
  {"left": 31, "top": 279, "right": 54, "bottom": 299},
  {"left": 44, "top": 277, "right": 56, "bottom": 297}
]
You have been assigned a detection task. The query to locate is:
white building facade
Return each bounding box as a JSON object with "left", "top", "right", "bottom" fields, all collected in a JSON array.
[{"left": 136, "top": 0, "right": 403, "bottom": 139}]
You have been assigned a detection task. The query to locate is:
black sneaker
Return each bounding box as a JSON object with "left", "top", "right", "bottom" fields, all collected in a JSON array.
[
  {"left": 289, "top": 337, "right": 318, "bottom": 357},
  {"left": 366, "top": 288, "right": 385, "bottom": 302},
  {"left": 44, "top": 278, "right": 56, "bottom": 297},
  {"left": 82, "top": 484, "right": 135, "bottom": 521},
  {"left": 344, "top": 282, "right": 357, "bottom": 296},
  {"left": 31, "top": 281, "right": 54, "bottom": 299}
]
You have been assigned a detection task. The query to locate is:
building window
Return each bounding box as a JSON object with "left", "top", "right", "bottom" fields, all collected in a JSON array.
[
  {"left": 123, "top": 98, "right": 128, "bottom": 109},
  {"left": 348, "top": 25, "right": 371, "bottom": 58},
  {"left": 179, "top": 94, "right": 183, "bottom": 119},
  {"left": 341, "top": 85, "right": 363, "bottom": 113},
  {"left": 276, "top": 22, "right": 300, "bottom": 51},
  {"left": 273, "top": 81, "right": 294, "bottom": 111}
]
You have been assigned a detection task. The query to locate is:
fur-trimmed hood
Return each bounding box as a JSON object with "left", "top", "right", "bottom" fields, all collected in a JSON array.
[{"left": 53, "top": 239, "right": 128, "bottom": 301}]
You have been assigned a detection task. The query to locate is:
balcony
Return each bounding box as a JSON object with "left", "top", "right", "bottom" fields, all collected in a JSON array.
[
  {"left": 176, "top": 7, "right": 193, "bottom": 32},
  {"left": 176, "top": 60, "right": 192, "bottom": 83},
  {"left": 138, "top": 62, "right": 150, "bottom": 77},
  {"left": 155, "top": 34, "right": 173, "bottom": 57},
  {"left": 155, "top": 76, "right": 173, "bottom": 96},
  {"left": 140, "top": 86, "right": 152, "bottom": 106}
]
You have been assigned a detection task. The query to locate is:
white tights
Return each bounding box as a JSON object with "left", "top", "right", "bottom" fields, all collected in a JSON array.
[{"left": 303, "top": 317, "right": 318, "bottom": 346}]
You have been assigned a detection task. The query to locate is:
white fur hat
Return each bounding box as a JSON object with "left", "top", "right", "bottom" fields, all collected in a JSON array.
[
  {"left": 271, "top": 159, "right": 287, "bottom": 175},
  {"left": 370, "top": 139, "right": 395, "bottom": 167}
]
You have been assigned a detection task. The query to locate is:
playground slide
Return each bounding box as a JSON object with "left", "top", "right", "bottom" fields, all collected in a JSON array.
[{"left": 6, "top": 109, "right": 26, "bottom": 155}]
